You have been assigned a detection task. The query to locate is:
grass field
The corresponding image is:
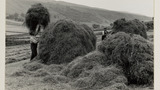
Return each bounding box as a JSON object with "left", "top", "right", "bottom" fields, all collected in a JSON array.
[
  {"left": 5, "top": 20, "right": 154, "bottom": 90},
  {"left": 6, "top": 19, "right": 28, "bottom": 35}
]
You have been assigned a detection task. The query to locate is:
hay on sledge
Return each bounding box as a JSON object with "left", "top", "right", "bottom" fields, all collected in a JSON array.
[
  {"left": 112, "top": 18, "right": 148, "bottom": 39},
  {"left": 98, "top": 32, "right": 153, "bottom": 85},
  {"left": 38, "top": 20, "right": 96, "bottom": 64}
]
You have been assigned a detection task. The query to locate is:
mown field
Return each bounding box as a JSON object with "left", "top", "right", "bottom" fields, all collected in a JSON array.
[{"left": 5, "top": 20, "right": 154, "bottom": 90}]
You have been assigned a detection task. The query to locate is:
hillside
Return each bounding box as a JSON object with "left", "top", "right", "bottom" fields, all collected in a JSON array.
[{"left": 6, "top": 0, "right": 152, "bottom": 26}]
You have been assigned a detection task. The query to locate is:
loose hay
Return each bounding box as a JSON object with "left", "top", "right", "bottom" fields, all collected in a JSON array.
[
  {"left": 42, "top": 75, "right": 69, "bottom": 84},
  {"left": 87, "top": 67, "right": 124, "bottom": 89},
  {"left": 61, "top": 51, "right": 107, "bottom": 78},
  {"left": 11, "top": 69, "right": 32, "bottom": 77},
  {"left": 54, "top": 75, "right": 70, "bottom": 83},
  {"left": 71, "top": 77, "right": 92, "bottom": 89},
  {"left": 98, "top": 32, "right": 153, "bottom": 85},
  {"left": 61, "top": 50, "right": 127, "bottom": 89},
  {"left": 33, "top": 69, "right": 50, "bottom": 77},
  {"left": 44, "top": 64, "right": 65, "bottom": 75},
  {"left": 70, "top": 66, "right": 126, "bottom": 90},
  {"left": 23, "top": 61, "right": 44, "bottom": 71},
  {"left": 110, "top": 76, "right": 128, "bottom": 85},
  {"left": 38, "top": 20, "right": 96, "bottom": 64},
  {"left": 101, "top": 83, "right": 129, "bottom": 90},
  {"left": 129, "top": 61, "right": 153, "bottom": 84},
  {"left": 42, "top": 75, "right": 59, "bottom": 84}
]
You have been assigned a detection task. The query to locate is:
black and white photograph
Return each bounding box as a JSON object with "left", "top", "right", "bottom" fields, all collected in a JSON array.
[{"left": 1, "top": 0, "right": 158, "bottom": 90}]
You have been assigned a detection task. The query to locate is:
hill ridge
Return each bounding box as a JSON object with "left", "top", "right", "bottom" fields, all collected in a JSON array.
[{"left": 6, "top": 0, "right": 151, "bottom": 26}]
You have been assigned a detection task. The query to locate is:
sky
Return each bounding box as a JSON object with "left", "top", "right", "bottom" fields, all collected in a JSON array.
[{"left": 55, "top": 0, "right": 154, "bottom": 17}]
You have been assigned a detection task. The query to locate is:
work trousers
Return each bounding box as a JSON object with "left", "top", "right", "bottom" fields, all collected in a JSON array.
[{"left": 30, "top": 43, "right": 38, "bottom": 60}]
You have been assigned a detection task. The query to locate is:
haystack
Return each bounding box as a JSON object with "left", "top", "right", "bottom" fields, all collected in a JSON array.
[
  {"left": 98, "top": 32, "right": 153, "bottom": 85},
  {"left": 38, "top": 20, "right": 96, "bottom": 64},
  {"left": 112, "top": 18, "right": 148, "bottom": 39},
  {"left": 81, "top": 24, "right": 96, "bottom": 46}
]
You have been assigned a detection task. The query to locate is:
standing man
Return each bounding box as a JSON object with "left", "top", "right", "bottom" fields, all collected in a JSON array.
[
  {"left": 25, "top": 3, "right": 50, "bottom": 60},
  {"left": 102, "top": 27, "right": 108, "bottom": 40},
  {"left": 30, "top": 25, "right": 41, "bottom": 60}
]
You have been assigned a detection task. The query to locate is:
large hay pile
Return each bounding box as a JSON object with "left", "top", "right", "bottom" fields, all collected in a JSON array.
[
  {"left": 21, "top": 17, "right": 153, "bottom": 89},
  {"left": 112, "top": 18, "right": 148, "bottom": 39},
  {"left": 98, "top": 32, "right": 153, "bottom": 84},
  {"left": 60, "top": 32, "right": 153, "bottom": 89},
  {"left": 19, "top": 31, "right": 153, "bottom": 89},
  {"left": 38, "top": 20, "right": 96, "bottom": 64}
]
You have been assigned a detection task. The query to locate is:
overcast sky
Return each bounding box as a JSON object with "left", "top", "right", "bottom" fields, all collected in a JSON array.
[{"left": 55, "top": 0, "right": 154, "bottom": 17}]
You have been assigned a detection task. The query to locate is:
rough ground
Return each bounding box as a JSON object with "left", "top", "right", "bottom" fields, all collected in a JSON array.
[{"left": 6, "top": 44, "right": 30, "bottom": 64}]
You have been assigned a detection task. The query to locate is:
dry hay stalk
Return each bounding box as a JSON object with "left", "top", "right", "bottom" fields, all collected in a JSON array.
[
  {"left": 38, "top": 20, "right": 96, "bottom": 64},
  {"left": 98, "top": 32, "right": 153, "bottom": 85}
]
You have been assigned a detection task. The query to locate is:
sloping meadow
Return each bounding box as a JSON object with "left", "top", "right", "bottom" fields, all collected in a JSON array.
[{"left": 18, "top": 20, "right": 153, "bottom": 90}]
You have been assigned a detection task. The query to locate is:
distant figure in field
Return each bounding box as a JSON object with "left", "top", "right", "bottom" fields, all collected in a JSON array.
[
  {"left": 102, "top": 27, "right": 113, "bottom": 40},
  {"left": 102, "top": 27, "right": 108, "bottom": 40},
  {"left": 25, "top": 3, "right": 50, "bottom": 60}
]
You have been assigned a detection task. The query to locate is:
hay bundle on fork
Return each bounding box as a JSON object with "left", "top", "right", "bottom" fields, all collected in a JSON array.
[{"left": 25, "top": 3, "right": 50, "bottom": 34}]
